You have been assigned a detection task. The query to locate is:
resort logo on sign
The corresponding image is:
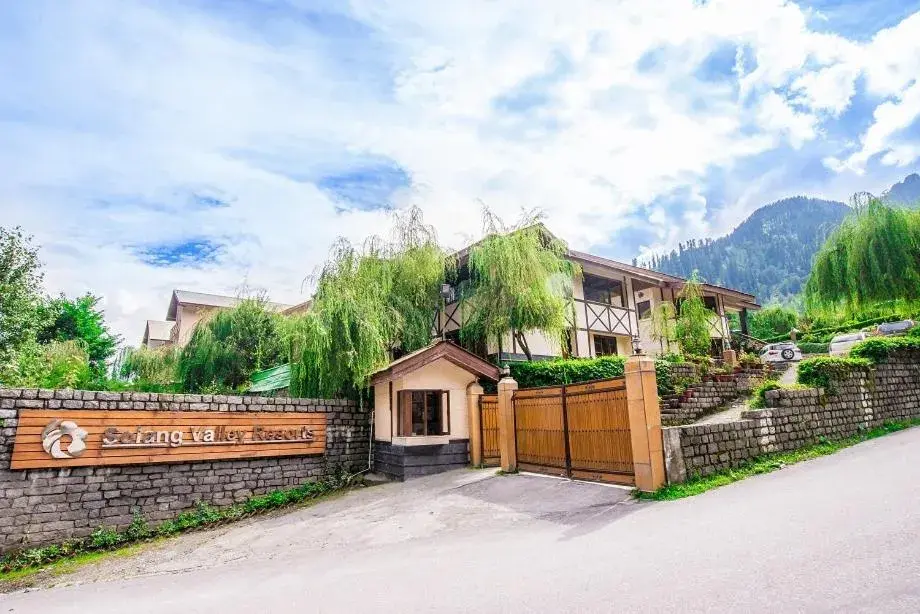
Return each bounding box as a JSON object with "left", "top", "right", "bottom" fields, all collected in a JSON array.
[
  {"left": 42, "top": 420, "right": 89, "bottom": 459},
  {"left": 101, "top": 425, "right": 317, "bottom": 449}
]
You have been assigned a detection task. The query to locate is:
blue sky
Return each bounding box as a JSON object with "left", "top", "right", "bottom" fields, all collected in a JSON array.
[{"left": 1, "top": 0, "right": 920, "bottom": 341}]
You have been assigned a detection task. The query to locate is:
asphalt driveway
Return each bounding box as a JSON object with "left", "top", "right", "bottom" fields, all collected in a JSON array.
[{"left": 4, "top": 428, "right": 920, "bottom": 613}]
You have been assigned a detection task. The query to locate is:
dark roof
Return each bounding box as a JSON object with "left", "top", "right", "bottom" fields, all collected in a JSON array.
[{"left": 370, "top": 340, "right": 501, "bottom": 385}]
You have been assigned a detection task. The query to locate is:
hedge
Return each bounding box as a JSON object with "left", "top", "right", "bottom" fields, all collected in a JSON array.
[
  {"left": 797, "top": 342, "right": 829, "bottom": 355},
  {"left": 849, "top": 336, "right": 920, "bottom": 362},
  {"left": 797, "top": 355, "right": 870, "bottom": 391},
  {"left": 508, "top": 355, "right": 626, "bottom": 388},
  {"left": 762, "top": 315, "right": 911, "bottom": 344},
  {"left": 505, "top": 355, "right": 675, "bottom": 396}
]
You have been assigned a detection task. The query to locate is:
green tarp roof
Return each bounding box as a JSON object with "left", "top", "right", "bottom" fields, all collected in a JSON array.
[{"left": 247, "top": 363, "right": 291, "bottom": 393}]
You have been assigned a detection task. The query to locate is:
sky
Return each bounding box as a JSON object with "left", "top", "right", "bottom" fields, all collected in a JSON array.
[{"left": 2, "top": 0, "right": 920, "bottom": 344}]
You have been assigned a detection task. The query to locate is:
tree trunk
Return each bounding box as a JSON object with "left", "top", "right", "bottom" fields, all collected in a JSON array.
[{"left": 515, "top": 330, "right": 533, "bottom": 361}]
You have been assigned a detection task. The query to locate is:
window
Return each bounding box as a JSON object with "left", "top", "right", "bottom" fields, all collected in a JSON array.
[
  {"left": 398, "top": 390, "right": 449, "bottom": 437},
  {"left": 703, "top": 296, "right": 718, "bottom": 311},
  {"left": 594, "top": 335, "right": 618, "bottom": 356},
  {"left": 582, "top": 274, "right": 624, "bottom": 306},
  {"left": 636, "top": 300, "right": 651, "bottom": 320}
]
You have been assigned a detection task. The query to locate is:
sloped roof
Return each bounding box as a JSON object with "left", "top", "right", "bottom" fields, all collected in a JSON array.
[
  {"left": 143, "top": 320, "right": 174, "bottom": 343},
  {"left": 166, "top": 290, "right": 294, "bottom": 320},
  {"left": 370, "top": 340, "right": 501, "bottom": 385},
  {"left": 247, "top": 363, "right": 291, "bottom": 393}
]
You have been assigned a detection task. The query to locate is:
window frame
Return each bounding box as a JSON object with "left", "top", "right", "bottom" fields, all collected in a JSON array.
[
  {"left": 396, "top": 389, "right": 451, "bottom": 437},
  {"left": 593, "top": 334, "right": 619, "bottom": 357}
]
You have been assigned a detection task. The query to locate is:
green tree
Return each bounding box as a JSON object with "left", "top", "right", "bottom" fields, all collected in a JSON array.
[
  {"left": 749, "top": 305, "right": 798, "bottom": 340},
  {"left": 178, "top": 297, "right": 285, "bottom": 392},
  {"left": 0, "top": 227, "right": 46, "bottom": 365},
  {"left": 286, "top": 207, "right": 450, "bottom": 397},
  {"left": 37, "top": 294, "right": 120, "bottom": 372},
  {"left": 119, "top": 345, "right": 179, "bottom": 387},
  {"left": 805, "top": 200, "right": 920, "bottom": 315},
  {"left": 460, "top": 214, "right": 579, "bottom": 361},
  {"left": 650, "top": 302, "right": 678, "bottom": 352},
  {"left": 675, "top": 272, "right": 712, "bottom": 357}
]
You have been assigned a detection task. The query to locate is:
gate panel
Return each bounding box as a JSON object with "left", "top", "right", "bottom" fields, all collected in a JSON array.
[
  {"left": 511, "top": 378, "right": 634, "bottom": 486},
  {"left": 565, "top": 379, "right": 634, "bottom": 484},
  {"left": 513, "top": 386, "right": 567, "bottom": 476},
  {"left": 479, "top": 394, "right": 500, "bottom": 466}
]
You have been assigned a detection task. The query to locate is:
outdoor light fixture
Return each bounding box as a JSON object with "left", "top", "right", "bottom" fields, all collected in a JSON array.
[
  {"left": 440, "top": 283, "right": 453, "bottom": 301},
  {"left": 631, "top": 335, "right": 643, "bottom": 355}
]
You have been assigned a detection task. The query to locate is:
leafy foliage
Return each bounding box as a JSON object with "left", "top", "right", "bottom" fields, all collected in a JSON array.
[
  {"left": 749, "top": 305, "right": 798, "bottom": 340},
  {"left": 749, "top": 378, "right": 781, "bottom": 409},
  {"left": 120, "top": 345, "right": 180, "bottom": 388},
  {"left": 848, "top": 336, "right": 920, "bottom": 362},
  {"left": 649, "top": 302, "right": 677, "bottom": 349},
  {"left": 675, "top": 272, "right": 712, "bottom": 356},
  {"left": 0, "top": 227, "right": 46, "bottom": 366},
  {"left": 507, "top": 355, "right": 625, "bottom": 388},
  {"left": 805, "top": 200, "right": 920, "bottom": 315},
  {"left": 797, "top": 342, "right": 829, "bottom": 355},
  {"left": 1, "top": 339, "right": 93, "bottom": 389},
  {"left": 287, "top": 207, "right": 450, "bottom": 397},
  {"left": 178, "top": 298, "right": 285, "bottom": 392},
  {"left": 460, "top": 215, "right": 579, "bottom": 361},
  {"left": 796, "top": 355, "right": 870, "bottom": 391},
  {"left": 37, "top": 294, "right": 119, "bottom": 372}
]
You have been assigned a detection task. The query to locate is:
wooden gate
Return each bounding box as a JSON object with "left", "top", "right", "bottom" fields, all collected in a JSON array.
[
  {"left": 513, "top": 378, "right": 634, "bottom": 485},
  {"left": 479, "top": 394, "right": 501, "bottom": 466}
]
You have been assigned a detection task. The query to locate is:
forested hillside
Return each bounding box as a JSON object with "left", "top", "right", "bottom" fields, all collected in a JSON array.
[
  {"left": 644, "top": 197, "right": 849, "bottom": 303},
  {"left": 882, "top": 173, "right": 920, "bottom": 205}
]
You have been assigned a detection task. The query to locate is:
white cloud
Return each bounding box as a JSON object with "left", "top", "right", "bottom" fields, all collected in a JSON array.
[{"left": 1, "top": 0, "right": 919, "bottom": 342}]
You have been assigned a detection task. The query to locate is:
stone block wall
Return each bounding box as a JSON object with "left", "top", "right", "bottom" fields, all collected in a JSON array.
[
  {"left": 660, "top": 366, "right": 766, "bottom": 426},
  {"left": 0, "top": 389, "right": 370, "bottom": 553},
  {"left": 663, "top": 353, "right": 920, "bottom": 483}
]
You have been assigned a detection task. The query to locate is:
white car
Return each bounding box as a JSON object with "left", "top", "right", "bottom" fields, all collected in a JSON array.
[
  {"left": 759, "top": 342, "right": 803, "bottom": 363},
  {"left": 829, "top": 332, "right": 868, "bottom": 356}
]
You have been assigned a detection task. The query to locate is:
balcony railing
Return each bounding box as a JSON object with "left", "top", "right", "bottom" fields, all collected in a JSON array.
[{"left": 574, "top": 299, "right": 634, "bottom": 337}]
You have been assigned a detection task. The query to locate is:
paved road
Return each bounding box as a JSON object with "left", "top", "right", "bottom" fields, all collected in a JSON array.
[{"left": 4, "top": 428, "right": 920, "bottom": 613}]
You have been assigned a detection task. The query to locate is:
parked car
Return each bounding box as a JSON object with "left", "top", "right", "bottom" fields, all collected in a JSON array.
[
  {"left": 876, "top": 320, "right": 915, "bottom": 336},
  {"left": 759, "top": 342, "right": 803, "bottom": 363},
  {"left": 829, "top": 332, "right": 868, "bottom": 356}
]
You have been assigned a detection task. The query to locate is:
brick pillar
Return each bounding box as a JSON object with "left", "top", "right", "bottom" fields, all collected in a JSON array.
[
  {"left": 467, "top": 382, "right": 484, "bottom": 467},
  {"left": 497, "top": 371, "right": 518, "bottom": 472},
  {"left": 723, "top": 348, "right": 738, "bottom": 369},
  {"left": 625, "top": 354, "right": 666, "bottom": 492}
]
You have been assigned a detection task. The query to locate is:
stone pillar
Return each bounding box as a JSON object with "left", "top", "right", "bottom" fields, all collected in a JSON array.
[
  {"left": 497, "top": 371, "right": 518, "bottom": 473},
  {"left": 625, "top": 354, "right": 666, "bottom": 492},
  {"left": 723, "top": 348, "right": 738, "bottom": 369},
  {"left": 467, "top": 382, "right": 484, "bottom": 467}
]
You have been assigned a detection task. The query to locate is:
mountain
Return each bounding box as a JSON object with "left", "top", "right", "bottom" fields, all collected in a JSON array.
[
  {"left": 643, "top": 197, "right": 850, "bottom": 304},
  {"left": 883, "top": 173, "right": 920, "bottom": 205}
]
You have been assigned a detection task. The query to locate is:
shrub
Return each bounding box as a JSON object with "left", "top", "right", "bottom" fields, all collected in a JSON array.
[
  {"left": 797, "top": 355, "right": 870, "bottom": 391},
  {"left": 507, "top": 355, "right": 626, "bottom": 388},
  {"left": 849, "top": 336, "right": 920, "bottom": 362},
  {"left": 750, "top": 379, "right": 781, "bottom": 409},
  {"left": 797, "top": 342, "right": 829, "bottom": 355},
  {"left": 654, "top": 359, "right": 673, "bottom": 396}
]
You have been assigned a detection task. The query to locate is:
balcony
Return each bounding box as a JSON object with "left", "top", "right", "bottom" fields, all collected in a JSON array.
[{"left": 573, "top": 299, "right": 634, "bottom": 337}]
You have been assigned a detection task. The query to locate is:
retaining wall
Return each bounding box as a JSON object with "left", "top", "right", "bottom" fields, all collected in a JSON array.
[
  {"left": 663, "top": 352, "right": 920, "bottom": 483},
  {"left": 0, "top": 389, "right": 370, "bottom": 553}
]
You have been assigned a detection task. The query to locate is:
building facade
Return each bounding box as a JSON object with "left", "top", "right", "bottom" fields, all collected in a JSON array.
[{"left": 433, "top": 240, "right": 759, "bottom": 361}]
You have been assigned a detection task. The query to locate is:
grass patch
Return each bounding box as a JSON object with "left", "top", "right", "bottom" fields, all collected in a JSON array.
[
  {"left": 0, "top": 472, "right": 356, "bottom": 581},
  {"left": 638, "top": 418, "right": 920, "bottom": 501}
]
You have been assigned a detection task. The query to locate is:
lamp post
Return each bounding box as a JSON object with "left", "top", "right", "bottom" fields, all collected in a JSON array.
[{"left": 439, "top": 283, "right": 453, "bottom": 341}]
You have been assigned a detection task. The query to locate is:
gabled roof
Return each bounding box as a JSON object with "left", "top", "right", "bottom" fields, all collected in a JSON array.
[
  {"left": 452, "top": 224, "right": 758, "bottom": 308},
  {"left": 143, "top": 320, "right": 174, "bottom": 343},
  {"left": 370, "top": 340, "right": 501, "bottom": 385},
  {"left": 165, "top": 290, "right": 294, "bottom": 321}
]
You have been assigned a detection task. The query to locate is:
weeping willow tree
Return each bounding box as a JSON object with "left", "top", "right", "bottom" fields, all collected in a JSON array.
[
  {"left": 286, "top": 207, "right": 450, "bottom": 398},
  {"left": 675, "top": 272, "right": 712, "bottom": 357},
  {"left": 120, "top": 345, "right": 180, "bottom": 387},
  {"left": 460, "top": 211, "right": 579, "bottom": 361},
  {"left": 177, "top": 297, "right": 285, "bottom": 392},
  {"left": 650, "top": 301, "right": 678, "bottom": 352},
  {"left": 805, "top": 200, "right": 920, "bottom": 316}
]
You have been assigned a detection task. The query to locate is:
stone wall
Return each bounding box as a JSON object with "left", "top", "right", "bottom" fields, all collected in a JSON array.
[
  {"left": 660, "top": 366, "right": 766, "bottom": 426},
  {"left": 373, "top": 439, "right": 470, "bottom": 480},
  {"left": 0, "top": 389, "right": 370, "bottom": 553},
  {"left": 663, "top": 352, "right": 920, "bottom": 483}
]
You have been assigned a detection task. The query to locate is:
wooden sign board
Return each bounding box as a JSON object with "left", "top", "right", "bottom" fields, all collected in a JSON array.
[{"left": 10, "top": 410, "right": 326, "bottom": 470}]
